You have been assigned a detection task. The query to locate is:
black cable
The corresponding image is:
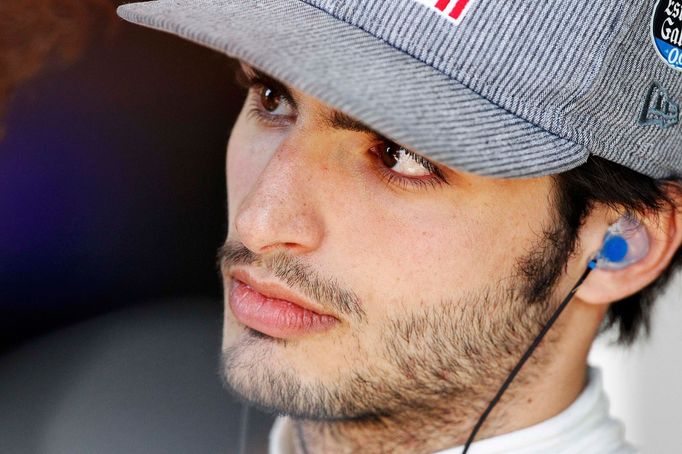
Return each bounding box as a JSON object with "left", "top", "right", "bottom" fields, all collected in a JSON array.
[{"left": 462, "top": 262, "right": 595, "bottom": 453}]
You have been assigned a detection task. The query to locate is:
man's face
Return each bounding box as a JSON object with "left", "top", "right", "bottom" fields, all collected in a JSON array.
[{"left": 218, "top": 61, "right": 577, "bottom": 420}]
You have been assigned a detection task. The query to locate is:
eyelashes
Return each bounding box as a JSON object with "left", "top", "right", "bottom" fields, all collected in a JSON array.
[
  {"left": 236, "top": 66, "right": 296, "bottom": 127},
  {"left": 368, "top": 140, "right": 450, "bottom": 191},
  {"left": 245, "top": 96, "right": 293, "bottom": 128},
  {"left": 376, "top": 166, "right": 448, "bottom": 191}
]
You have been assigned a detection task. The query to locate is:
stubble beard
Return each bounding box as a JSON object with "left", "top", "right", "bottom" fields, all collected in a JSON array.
[
  {"left": 218, "top": 206, "right": 575, "bottom": 444},
  {"left": 220, "top": 278, "right": 560, "bottom": 424}
]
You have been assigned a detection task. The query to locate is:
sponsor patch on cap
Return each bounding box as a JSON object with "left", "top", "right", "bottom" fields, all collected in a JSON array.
[
  {"left": 652, "top": 0, "right": 682, "bottom": 70},
  {"left": 414, "top": 0, "right": 477, "bottom": 25}
]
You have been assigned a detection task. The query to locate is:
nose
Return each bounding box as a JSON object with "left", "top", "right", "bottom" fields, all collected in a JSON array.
[{"left": 234, "top": 137, "right": 326, "bottom": 256}]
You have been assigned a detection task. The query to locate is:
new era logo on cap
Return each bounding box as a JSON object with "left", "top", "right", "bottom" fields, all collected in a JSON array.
[
  {"left": 639, "top": 82, "right": 680, "bottom": 129},
  {"left": 414, "top": 0, "right": 477, "bottom": 24}
]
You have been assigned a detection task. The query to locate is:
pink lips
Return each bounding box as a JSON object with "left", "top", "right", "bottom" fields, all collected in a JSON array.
[{"left": 228, "top": 278, "right": 339, "bottom": 339}]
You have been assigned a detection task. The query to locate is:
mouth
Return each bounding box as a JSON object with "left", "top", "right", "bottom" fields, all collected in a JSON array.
[{"left": 227, "top": 270, "right": 339, "bottom": 339}]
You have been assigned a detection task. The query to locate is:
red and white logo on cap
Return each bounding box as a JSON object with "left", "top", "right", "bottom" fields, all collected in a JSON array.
[{"left": 414, "top": 0, "right": 477, "bottom": 25}]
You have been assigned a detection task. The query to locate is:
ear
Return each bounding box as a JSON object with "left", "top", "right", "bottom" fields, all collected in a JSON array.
[{"left": 575, "top": 184, "right": 682, "bottom": 305}]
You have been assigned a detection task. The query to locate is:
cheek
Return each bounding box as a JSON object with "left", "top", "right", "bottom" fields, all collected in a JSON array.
[
  {"left": 369, "top": 212, "right": 485, "bottom": 293},
  {"left": 323, "top": 198, "right": 489, "bottom": 323},
  {"left": 349, "top": 179, "right": 551, "bottom": 295},
  {"left": 323, "top": 186, "right": 536, "bottom": 324},
  {"left": 333, "top": 162, "right": 493, "bottom": 286}
]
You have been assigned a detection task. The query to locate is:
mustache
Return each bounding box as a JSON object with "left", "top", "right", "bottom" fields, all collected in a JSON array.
[{"left": 216, "top": 239, "right": 367, "bottom": 323}]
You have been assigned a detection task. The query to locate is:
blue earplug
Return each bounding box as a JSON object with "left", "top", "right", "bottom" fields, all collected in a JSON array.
[
  {"left": 601, "top": 235, "right": 629, "bottom": 263},
  {"left": 591, "top": 216, "right": 649, "bottom": 270}
]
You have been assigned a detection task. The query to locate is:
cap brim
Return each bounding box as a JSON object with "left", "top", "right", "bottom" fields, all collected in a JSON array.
[{"left": 116, "top": 0, "right": 588, "bottom": 178}]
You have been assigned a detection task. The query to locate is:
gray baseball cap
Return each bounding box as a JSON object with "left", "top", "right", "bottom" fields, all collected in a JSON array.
[{"left": 116, "top": 0, "right": 682, "bottom": 179}]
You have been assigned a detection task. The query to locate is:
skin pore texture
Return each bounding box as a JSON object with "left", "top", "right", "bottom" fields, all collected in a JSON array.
[{"left": 215, "top": 61, "right": 655, "bottom": 454}]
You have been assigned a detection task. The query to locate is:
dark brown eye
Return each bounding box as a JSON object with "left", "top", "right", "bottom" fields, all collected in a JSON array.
[
  {"left": 371, "top": 140, "right": 435, "bottom": 178},
  {"left": 259, "top": 86, "right": 282, "bottom": 112},
  {"left": 379, "top": 143, "right": 400, "bottom": 168}
]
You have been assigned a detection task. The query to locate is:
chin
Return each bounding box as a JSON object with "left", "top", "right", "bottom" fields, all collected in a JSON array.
[{"left": 219, "top": 334, "right": 293, "bottom": 413}]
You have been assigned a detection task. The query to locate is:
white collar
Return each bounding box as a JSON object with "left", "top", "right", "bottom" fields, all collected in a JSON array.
[{"left": 268, "top": 366, "right": 638, "bottom": 454}]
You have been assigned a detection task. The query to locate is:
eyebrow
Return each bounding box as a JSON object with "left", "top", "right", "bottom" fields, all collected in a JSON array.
[{"left": 236, "top": 63, "right": 382, "bottom": 138}]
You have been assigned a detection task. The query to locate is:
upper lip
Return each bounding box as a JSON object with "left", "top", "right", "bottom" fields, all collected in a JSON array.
[{"left": 230, "top": 268, "right": 338, "bottom": 319}]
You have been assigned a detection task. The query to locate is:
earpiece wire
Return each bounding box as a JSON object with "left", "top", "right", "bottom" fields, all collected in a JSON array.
[{"left": 462, "top": 261, "right": 595, "bottom": 453}]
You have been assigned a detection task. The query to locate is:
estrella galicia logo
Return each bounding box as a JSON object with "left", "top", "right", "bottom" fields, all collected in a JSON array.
[{"left": 652, "top": 0, "right": 682, "bottom": 70}]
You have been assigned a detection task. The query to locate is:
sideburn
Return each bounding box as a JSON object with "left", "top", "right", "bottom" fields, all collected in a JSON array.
[{"left": 513, "top": 181, "right": 585, "bottom": 307}]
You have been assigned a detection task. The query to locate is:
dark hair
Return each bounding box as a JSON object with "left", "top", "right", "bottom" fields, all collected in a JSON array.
[{"left": 552, "top": 156, "right": 682, "bottom": 345}]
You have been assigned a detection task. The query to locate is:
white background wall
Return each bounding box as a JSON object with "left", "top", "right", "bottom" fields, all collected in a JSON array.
[{"left": 589, "top": 273, "right": 682, "bottom": 454}]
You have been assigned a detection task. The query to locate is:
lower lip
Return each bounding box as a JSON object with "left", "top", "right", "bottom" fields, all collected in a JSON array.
[{"left": 228, "top": 279, "right": 339, "bottom": 338}]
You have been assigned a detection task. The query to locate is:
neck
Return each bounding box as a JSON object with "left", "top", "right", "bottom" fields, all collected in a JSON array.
[
  {"left": 292, "top": 365, "right": 588, "bottom": 454},
  {"left": 291, "top": 302, "right": 600, "bottom": 454},
  {"left": 294, "top": 369, "right": 584, "bottom": 454}
]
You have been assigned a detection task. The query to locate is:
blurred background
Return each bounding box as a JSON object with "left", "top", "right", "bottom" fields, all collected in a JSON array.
[
  {"left": 0, "top": 1, "right": 680, "bottom": 453},
  {"left": 1, "top": 1, "right": 274, "bottom": 453},
  {"left": 0, "top": 0, "right": 237, "bottom": 350}
]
